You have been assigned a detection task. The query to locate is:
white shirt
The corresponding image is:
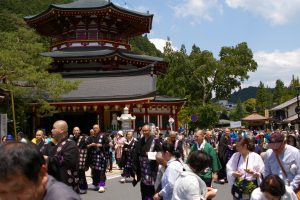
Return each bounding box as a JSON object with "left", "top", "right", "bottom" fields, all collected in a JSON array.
[
  {"left": 227, "top": 151, "right": 265, "bottom": 186},
  {"left": 250, "top": 185, "right": 297, "bottom": 200}
]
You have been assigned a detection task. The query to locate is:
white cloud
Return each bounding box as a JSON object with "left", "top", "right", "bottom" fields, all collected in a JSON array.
[
  {"left": 149, "top": 38, "right": 178, "bottom": 53},
  {"left": 172, "top": 0, "right": 223, "bottom": 23},
  {"left": 242, "top": 49, "right": 300, "bottom": 88},
  {"left": 225, "top": 0, "right": 300, "bottom": 25}
]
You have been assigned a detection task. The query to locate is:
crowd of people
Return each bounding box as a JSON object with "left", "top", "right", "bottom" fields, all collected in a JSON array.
[{"left": 1, "top": 122, "right": 300, "bottom": 200}]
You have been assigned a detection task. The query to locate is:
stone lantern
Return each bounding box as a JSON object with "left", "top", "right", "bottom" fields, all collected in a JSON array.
[{"left": 117, "top": 107, "right": 136, "bottom": 131}]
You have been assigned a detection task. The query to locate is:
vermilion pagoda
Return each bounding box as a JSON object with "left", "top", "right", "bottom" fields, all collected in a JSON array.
[{"left": 25, "top": 0, "right": 184, "bottom": 133}]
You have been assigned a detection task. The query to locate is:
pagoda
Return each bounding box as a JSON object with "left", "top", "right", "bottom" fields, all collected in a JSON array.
[{"left": 24, "top": 0, "right": 185, "bottom": 134}]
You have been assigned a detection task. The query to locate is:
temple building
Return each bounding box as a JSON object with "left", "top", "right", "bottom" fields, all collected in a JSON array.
[{"left": 24, "top": 0, "right": 184, "bottom": 134}]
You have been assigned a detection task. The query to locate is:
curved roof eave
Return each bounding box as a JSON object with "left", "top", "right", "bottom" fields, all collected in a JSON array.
[
  {"left": 40, "top": 49, "right": 166, "bottom": 64},
  {"left": 24, "top": 1, "right": 153, "bottom": 22}
]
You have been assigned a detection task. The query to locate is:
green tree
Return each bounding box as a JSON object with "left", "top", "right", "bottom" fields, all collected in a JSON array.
[
  {"left": 188, "top": 104, "right": 220, "bottom": 129},
  {"left": 158, "top": 42, "right": 257, "bottom": 107},
  {"left": 129, "top": 35, "right": 162, "bottom": 57},
  {"left": 287, "top": 75, "right": 300, "bottom": 98},
  {"left": 229, "top": 99, "right": 247, "bottom": 121},
  {"left": 243, "top": 98, "right": 256, "bottom": 113},
  {"left": 256, "top": 82, "right": 273, "bottom": 114},
  {"left": 0, "top": 28, "right": 78, "bottom": 126},
  {"left": 163, "top": 36, "right": 173, "bottom": 55},
  {"left": 273, "top": 79, "right": 285, "bottom": 105}
]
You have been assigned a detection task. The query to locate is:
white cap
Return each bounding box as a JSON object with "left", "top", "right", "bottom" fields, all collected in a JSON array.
[{"left": 117, "top": 130, "right": 124, "bottom": 136}]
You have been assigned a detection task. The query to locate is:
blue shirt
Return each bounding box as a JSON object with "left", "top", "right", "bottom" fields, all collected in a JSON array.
[
  {"left": 159, "top": 158, "right": 184, "bottom": 200},
  {"left": 263, "top": 144, "right": 300, "bottom": 190}
]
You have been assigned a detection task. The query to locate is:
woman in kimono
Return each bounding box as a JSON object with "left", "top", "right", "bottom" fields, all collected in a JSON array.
[
  {"left": 114, "top": 130, "right": 126, "bottom": 168},
  {"left": 227, "top": 137, "right": 265, "bottom": 200}
]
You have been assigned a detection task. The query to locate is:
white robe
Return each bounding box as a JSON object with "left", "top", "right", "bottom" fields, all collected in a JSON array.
[{"left": 226, "top": 151, "right": 265, "bottom": 186}]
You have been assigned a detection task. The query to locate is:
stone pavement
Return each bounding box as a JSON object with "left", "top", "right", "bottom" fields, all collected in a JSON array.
[{"left": 85, "top": 163, "right": 122, "bottom": 185}]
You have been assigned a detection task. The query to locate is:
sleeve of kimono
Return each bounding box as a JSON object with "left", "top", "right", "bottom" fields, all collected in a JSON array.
[
  {"left": 252, "top": 152, "right": 265, "bottom": 185},
  {"left": 208, "top": 145, "right": 222, "bottom": 172},
  {"left": 102, "top": 134, "right": 111, "bottom": 152},
  {"left": 226, "top": 152, "right": 239, "bottom": 186},
  {"left": 48, "top": 142, "right": 79, "bottom": 169}
]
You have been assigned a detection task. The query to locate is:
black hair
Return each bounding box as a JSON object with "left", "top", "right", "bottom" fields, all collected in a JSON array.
[
  {"left": 286, "top": 135, "right": 297, "bottom": 147},
  {"left": 237, "top": 137, "right": 252, "bottom": 150},
  {"left": 162, "top": 141, "right": 181, "bottom": 159},
  {"left": 0, "top": 142, "right": 45, "bottom": 183},
  {"left": 260, "top": 174, "right": 286, "bottom": 197},
  {"left": 187, "top": 150, "right": 211, "bottom": 173}
]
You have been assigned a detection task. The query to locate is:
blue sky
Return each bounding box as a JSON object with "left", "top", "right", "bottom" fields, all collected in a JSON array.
[{"left": 112, "top": 0, "right": 300, "bottom": 88}]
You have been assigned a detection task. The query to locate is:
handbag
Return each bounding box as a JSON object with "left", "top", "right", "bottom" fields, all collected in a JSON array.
[
  {"left": 231, "top": 153, "right": 251, "bottom": 200},
  {"left": 232, "top": 182, "right": 244, "bottom": 199}
]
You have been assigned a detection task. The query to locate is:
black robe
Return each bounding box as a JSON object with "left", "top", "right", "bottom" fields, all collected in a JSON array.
[
  {"left": 133, "top": 135, "right": 162, "bottom": 185},
  {"left": 43, "top": 137, "right": 79, "bottom": 192}
]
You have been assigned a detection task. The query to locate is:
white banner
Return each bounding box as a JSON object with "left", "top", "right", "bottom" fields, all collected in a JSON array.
[
  {"left": 0, "top": 114, "right": 7, "bottom": 142},
  {"left": 230, "top": 121, "right": 242, "bottom": 128}
]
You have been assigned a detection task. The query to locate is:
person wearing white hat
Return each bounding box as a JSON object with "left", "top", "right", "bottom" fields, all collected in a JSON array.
[{"left": 115, "top": 130, "right": 126, "bottom": 168}]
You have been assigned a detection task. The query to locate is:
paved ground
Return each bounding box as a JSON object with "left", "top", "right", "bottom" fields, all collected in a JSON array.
[{"left": 82, "top": 166, "right": 232, "bottom": 200}]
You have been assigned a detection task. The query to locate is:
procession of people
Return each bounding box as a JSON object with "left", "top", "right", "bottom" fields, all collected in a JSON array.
[{"left": 1, "top": 121, "right": 300, "bottom": 200}]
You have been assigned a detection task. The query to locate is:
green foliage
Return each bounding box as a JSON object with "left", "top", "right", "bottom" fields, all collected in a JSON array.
[
  {"left": 129, "top": 35, "right": 162, "bottom": 57},
  {"left": 229, "top": 86, "right": 259, "bottom": 103},
  {"left": 188, "top": 103, "right": 221, "bottom": 129},
  {"left": 0, "top": 9, "right": 27, "bottom": 32},
  {"left": 158, "top": 42, "right": 257, "bottom": 107},
  {"left": 0, "top": 28, "right": 79, "bottom": 127},
  {"left": 243, "top": 98, "right": 256, "bottom": 113},
  {"left": 229, "top": 99, "right": 247, "bottom": 121},
  {"left": 273, "top": 79, "right": 286, "bottom": 105},
  {"left": 0, "top": 0, "right": 72, "bottom": 16},
  {"left": 256, "top": 82, "right": 273, "bottom": 114}
]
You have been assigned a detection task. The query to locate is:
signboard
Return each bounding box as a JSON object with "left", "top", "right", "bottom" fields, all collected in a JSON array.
[
  {"left": 0, "top": 114, "right": 7, "bottom": 142},
  {"left": 230, "top": 121, "right": 242, "bottom": 128},
  {"left": 191, "top": 114, "right": 198, "bottom": 122}
]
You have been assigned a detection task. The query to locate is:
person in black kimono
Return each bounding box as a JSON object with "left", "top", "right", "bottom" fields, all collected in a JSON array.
[
  {"left": 168, "top": 131, "right": 184, "bottom": 160},
  {"left": 86, "top": 124, "right": 110, "bottom": 193},
  {"left": 217, "top": 128, "right": 231, "bottom": 184},
  {"left": 43, "top": 120, "right": 80, "bottom": 193},
  {"left": 134, "top": 124, "right": 162, "bottom": 200},
  {"left": 120, "top": 131, "right": 138, "bottom": 183},
  {"left": 72, "top": 126, "right": 88, "bottom": 194}
]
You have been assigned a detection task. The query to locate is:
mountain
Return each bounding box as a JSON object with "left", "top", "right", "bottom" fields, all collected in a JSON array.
[{"left": 229, "top": 87, "right": 258, "bottom": 103}]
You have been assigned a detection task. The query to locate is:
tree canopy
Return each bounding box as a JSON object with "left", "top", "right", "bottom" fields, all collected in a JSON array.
[{"left": 158, "top": 42, "right": 258, "bottom": 106}]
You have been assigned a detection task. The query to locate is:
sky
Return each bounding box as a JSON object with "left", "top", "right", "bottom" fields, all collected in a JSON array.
[{"left": 112, "top": 0, "right": 300, "bottom": 88}]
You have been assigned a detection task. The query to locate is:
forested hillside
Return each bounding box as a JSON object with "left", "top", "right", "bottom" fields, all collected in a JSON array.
[{"left": 229, "top": 87, "right": 259, "bottom": 103}]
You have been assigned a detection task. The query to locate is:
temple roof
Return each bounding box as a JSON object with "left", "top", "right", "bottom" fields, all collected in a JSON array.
[
  {"left": 153, "top": 95, "right": 186, "bottom": 103},
  {"left": 60, "top": 65, "right": 154, "bottom": 77},
  {"left": 25, "top": 0, "right": 152, "bottom": 19},
  {"left": 242, "top": 112, "right": 268, "bottom": 121},
  {"left": 41, "top": 48, "right": 164, "bottom": 62},
  {"left": 24, "top": 0, "right": 153, "bottom": 37},
  {"left": 42, "top": 48, "right": 168, "bottom": 74},
  {"left": 50, "top": 73, "right": 157, "bottom": 102}
]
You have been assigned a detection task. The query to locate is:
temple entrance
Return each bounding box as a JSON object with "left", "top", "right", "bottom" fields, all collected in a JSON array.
[{"left": 41, "top": 112, "right": 97, "bottom": 136}]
